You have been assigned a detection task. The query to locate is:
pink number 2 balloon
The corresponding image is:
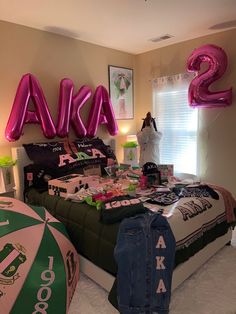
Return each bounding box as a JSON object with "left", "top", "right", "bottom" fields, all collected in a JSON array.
[{"left": 187, "top": 44, "right": 232, "bottom": 108}]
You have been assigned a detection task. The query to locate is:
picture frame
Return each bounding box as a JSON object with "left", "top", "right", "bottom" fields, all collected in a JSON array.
[{"left": 108, "top": 65, "right": 134, "bottom": 120}]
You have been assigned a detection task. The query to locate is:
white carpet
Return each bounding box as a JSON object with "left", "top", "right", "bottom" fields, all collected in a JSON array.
[{"left": 69, "top": 232, "right": 236, "bottom": 314}]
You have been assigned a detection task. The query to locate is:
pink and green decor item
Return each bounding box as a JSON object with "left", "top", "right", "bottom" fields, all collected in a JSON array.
[
  {"left": 0, "top": 156, "right": 16, "bottom": 193},
  {"left": 122, "top": 141, "right": 139, "bottom": 166},
  {"left": 0, "top": 197, "right": 79, "bottom": 314}
]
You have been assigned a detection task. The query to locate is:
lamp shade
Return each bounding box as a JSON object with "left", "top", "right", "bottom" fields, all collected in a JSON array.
[{"left": 126, "top": 134, "right": 137, "bottom": 143}]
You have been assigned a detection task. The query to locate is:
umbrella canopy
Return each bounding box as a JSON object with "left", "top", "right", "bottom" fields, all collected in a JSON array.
[{"left": 0, "top": 197, "right": 79, "bottom": 314}]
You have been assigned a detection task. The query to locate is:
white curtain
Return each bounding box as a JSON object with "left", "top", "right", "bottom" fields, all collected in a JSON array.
[{"left": 152, "top": 72, "right": 198, "bottom": 175}]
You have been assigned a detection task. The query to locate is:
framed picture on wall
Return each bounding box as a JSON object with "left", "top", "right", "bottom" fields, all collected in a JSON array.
[{"left": 108, "top": 65, "right": 134, "bottom": 120}]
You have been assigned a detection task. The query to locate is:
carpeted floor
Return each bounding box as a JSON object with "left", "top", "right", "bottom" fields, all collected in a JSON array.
[{"left": 69, "top": 229, "right": 236, "bottom": 314}]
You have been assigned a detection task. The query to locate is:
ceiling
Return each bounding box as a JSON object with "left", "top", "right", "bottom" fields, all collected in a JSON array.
[{"left": 0, "top": 0, "right": 236, "bottom": 54}]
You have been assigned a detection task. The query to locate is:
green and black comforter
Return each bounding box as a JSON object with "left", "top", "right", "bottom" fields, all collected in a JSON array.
[{"left": 26, "top": 187, "right": 231, "bottom": 277}]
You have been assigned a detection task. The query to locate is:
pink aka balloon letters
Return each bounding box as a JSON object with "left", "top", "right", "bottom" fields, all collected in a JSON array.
[
  {"left": 187, "top": 44, "right": 232, "bottom": 108},
  {"left": 5, "top": 73, "right": 118, "bottom": 141}
]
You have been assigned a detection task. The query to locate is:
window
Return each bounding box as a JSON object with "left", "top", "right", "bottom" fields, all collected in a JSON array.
[{"left": 153, "top": 73, "right": 198, "bottom": 175}]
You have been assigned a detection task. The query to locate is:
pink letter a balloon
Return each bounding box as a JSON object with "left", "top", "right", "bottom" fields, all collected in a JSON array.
[{"left": 5, "top": 74, "right": 56, "bottom": 141}]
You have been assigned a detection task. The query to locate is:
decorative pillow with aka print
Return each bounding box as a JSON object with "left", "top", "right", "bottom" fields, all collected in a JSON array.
[{"left": 23, "top": 138, "right": 117, "bottom": 177}]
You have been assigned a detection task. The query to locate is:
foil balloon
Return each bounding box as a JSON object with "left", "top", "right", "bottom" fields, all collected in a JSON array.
[
  {"left": 86, "top": 85, "right": 118, "bottom": 137},
  {"left": 187, "top": 44, "right": 232, "bottom": 108},
  {"left": 70, "top": 85, "right": 92, "bottom": 137},
  {"left": 5, "top": 73, "right": 56, "bottom": 141},
  {"left": 5, "top": 74, "right": 118, "bottom": 141},
  {"left": 56, "top": 79, "right": 74, "bottom": 138}
]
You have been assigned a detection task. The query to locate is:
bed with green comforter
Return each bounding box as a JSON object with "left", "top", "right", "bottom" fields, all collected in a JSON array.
[{"left": 26, "top": 187, "right": 231, "bottom": 277}]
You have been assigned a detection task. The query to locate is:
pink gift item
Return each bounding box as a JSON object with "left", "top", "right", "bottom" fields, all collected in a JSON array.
[
  {"left": 106, "top": 189, "right": 124, "bottom": 197},
  {"left": 139, "top": 175, "right": 148, "bottom": 189},
  {"left": 99, "top": 178, "right": 114, "bottom": 185},
  {"left": 93, "top": 192, "right": 114, "bottom": 202},
  {"left": 81, "top": 175, "right": 101, "bottom": 188},
  {"left": 95, "top": 178, "right": 115, "bottom": 190},
  {"left": 157, "top": 164, "right": 174, "bottom": 183},
  {"left": 48, "top": 174, "right": 100, "bottom": 197},
  {"left": 115, "top": 178, "right": 133, "bottom": 191}
]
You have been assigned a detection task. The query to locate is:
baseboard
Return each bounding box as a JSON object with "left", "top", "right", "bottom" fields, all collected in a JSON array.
[
  {"left": 79, "top": 230, "right": 232, "bottom": 292},
  {"left": 79, "top": 255, "right": 115, "bottom": 291}
]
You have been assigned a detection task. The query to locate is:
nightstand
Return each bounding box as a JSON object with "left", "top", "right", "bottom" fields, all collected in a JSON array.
[{"left": 0, "top": 189, "right": 15, "bottom": 198}]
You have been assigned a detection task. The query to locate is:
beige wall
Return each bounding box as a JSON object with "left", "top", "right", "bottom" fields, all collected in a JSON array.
[
  {"left": 1, "top": 21, "right": 235, "bottom": 196},
  {"left": 0, "top": 21, "right": 136, "bottom": 161},
  {"left": 135, "top": 29, "right": 236, "bottom": 196}
]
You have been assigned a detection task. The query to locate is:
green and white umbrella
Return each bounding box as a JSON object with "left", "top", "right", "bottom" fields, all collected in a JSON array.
[{"left": 0, "top": 197, "right": 79, "bottom": 314}]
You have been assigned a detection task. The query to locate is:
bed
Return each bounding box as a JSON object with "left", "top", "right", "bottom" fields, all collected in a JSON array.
[{"left": 11, "top": 142, "right": 234, "bottom": 295}]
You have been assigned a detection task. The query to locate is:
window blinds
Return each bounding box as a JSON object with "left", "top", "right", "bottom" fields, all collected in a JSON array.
[{"left": 153, "top": 77, "right": 198, "bottom": 175}]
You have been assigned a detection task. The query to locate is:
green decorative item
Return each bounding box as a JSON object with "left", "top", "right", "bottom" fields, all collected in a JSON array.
[
  {"left": 122, "top": 141, "right": 138, "bottom": 148},
  {"left": 0, "top": 156, "right": 16, "bottom": 167},
  {"left": 126, "top": 183, "right": 137, "bottom": 196},
  {"left": 0, "top": 156, "right": 16, "bottom": 193},
  {"left": 85, "top": 196, "right": 102, "bottom": 210},
  {"left": 128, "top": 184, "right": 136, "bottom": 192},
  {"left": 123, "top": 142, "right": 138, "bottom": 166}
]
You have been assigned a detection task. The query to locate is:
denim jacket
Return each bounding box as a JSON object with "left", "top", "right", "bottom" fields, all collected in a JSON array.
[{"left": 114, "top": 212, "right": 176, "bottom": 314}]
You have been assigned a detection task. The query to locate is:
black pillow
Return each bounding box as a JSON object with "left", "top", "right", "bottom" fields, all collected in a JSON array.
[
  {"left": 23, "top": 138, "right": 117, "bottom": 176},
  {"left": 24, "top": 164, "right": 56, "bottom": 191}
]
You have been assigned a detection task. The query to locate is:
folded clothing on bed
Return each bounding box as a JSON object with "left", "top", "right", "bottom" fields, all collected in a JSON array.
[
  {"left": 100, "top": 195, "right": 147, "bottom": 224},
  {"left": 146, "top": 191, "right": 179, "bottom": 206},
  {"left": 173, "top": 184, "right": 219, "bottom": 200}
]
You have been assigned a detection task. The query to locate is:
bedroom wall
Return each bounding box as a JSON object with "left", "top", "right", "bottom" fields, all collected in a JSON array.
[
  {"left": 135, "top": 28, "right": 236, "bottom": 196},
  {"left": 1, "top": 21, "right": 235, "bottom": 196},
  {"left": 0, "top": 20, "right": 136, "bottom": 161}
]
